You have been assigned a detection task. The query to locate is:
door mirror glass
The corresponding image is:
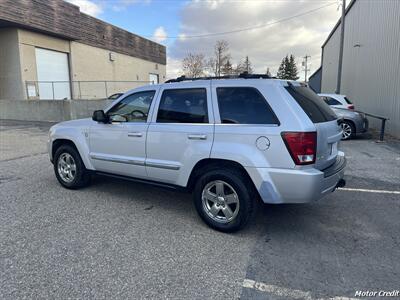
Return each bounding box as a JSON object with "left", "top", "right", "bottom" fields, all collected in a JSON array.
[{"left": 92, "top": 110, "right": 109, "bottom": 123}]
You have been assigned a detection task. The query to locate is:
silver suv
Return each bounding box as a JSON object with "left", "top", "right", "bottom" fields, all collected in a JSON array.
[{"left": 49, "top": 75, "right": 346, "bottom": 232}]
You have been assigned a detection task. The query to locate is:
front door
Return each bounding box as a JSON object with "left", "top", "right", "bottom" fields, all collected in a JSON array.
[
  {"left": 89, "top": 90, "right": 156, "bottom": 178},
  {"left": 146, "top": 84, "right": 214, "bottom": 186}
]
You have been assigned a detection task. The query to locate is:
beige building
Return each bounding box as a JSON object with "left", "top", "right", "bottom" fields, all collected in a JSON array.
[{"left": 0, "top": 0, "right": 166, "bottom": 100}]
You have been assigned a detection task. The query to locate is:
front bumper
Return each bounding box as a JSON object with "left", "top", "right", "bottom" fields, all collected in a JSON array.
[{"left": 246, "top": 152, "right": 346, "bottom": 204}]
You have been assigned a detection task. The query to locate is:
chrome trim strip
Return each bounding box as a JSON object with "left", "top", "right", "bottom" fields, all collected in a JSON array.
[
  {"left": 90, "top": 154, "right": 180, "bottom": 170},
  {"left": 90, "top": 154, "right": 145, "bottom": 166},
  {"left": 145, "top": 161, "right": 180, "bottom": 170}
]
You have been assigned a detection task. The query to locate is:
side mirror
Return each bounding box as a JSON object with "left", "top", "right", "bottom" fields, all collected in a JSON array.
[{"left": 92, "top": 110, "right": 109, "bottom": 123}]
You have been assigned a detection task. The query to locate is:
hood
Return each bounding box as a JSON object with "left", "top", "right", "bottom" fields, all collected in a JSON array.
[{"left": 51, "top": 118, "right": 94, "bottom": 130}]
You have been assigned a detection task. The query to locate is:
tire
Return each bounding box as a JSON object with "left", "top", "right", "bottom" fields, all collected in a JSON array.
[
  {"left": 341, "top": 120, "right": 355, "bottom": 140},
  {"left": 193, "top": 168, "right": 256, "bottom": 232},
  {"left": 54, "top": 144, "right": 91, "bottom": 189}
]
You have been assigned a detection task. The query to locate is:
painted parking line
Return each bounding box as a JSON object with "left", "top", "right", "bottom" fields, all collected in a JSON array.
[
  {"left": 242, "top": 279, "right": 358, "bottom": 300},
  {"left": 338, "top": 187, "right": 400, "bottom": 195}
]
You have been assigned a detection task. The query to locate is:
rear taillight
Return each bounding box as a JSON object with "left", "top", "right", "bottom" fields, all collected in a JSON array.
[
  {"left": 281, "top": 132, "right": 317, "bottom": 165},
  {"left": 348, "top": 105, "right": 354, "bottom": 109}
]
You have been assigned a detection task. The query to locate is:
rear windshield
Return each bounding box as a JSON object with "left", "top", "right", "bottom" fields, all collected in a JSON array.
[
  {"left": 344, "top": 96, "right": 352, "bottom": 104},
  {"left": 285, "top": 85, "right": 337, "bottom": 123}
]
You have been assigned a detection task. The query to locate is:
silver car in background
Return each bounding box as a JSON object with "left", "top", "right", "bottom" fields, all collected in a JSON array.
[{"left": 319, "top": 96, "right": 369, "bottom": 140}]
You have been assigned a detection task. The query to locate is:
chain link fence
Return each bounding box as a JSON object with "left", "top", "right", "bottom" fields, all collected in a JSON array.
[{"left": 25, "top": 80, "right": 153, "bottom": 100}]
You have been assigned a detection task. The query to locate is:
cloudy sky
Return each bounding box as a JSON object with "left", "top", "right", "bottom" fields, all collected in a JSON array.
[{"left": 67, "top": 0, "right": 343, "bottom": 80}]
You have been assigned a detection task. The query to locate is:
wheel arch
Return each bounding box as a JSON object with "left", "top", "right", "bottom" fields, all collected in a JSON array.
[
  {"left": 186, "top": 158, "right": 258, "bottom": 195},
  {"left": 52, "top": 138, "right": 93, "bottom": 170}
]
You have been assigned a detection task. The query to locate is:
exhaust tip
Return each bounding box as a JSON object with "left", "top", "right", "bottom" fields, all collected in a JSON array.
[{"left": 337, "top": 179, "right": 346, "bottom": 188}]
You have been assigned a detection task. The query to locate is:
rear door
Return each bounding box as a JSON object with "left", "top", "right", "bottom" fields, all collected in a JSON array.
[
  {"left": 146, "top": 82, "right": 214, "bottom": 186},
  {"left": 285, "top": 85, "right": 342, "bottom": 170}
]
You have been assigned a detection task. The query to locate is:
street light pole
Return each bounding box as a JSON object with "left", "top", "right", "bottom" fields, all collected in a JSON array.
[{"left": 336, "top": 0, "right": 346, "bottom": 94}]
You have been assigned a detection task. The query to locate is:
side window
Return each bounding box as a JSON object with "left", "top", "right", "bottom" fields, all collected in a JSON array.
[
  {"left": 326, "top": 97, "right": 341, "bottom": 105},
  {"left": 157, "top": 88, "right": 208, "bottom": 123},
  {"left": 216, "top": 87, "right": 279, "bottom": 125},
  {"left": 107, "top": 91, "right": 155, "bottom": 122}
]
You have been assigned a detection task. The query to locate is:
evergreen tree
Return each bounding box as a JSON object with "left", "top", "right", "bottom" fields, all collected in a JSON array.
[{"left": 276, "top": 54, "right": 299, "bottom": 80}]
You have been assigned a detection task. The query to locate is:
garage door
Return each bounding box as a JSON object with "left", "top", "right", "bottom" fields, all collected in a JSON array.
[{"left": 35, "top": 48, "right": 71, "bottom": 99}]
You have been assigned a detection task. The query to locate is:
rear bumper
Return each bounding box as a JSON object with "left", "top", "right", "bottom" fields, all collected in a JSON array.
[{"left": 246, "top": 152, "right": 346, "bottom": 204}]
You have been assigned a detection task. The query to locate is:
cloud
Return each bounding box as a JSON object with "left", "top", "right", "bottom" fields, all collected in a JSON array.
[
  {"left": 153, "top": 26, "right": 167, "bottom": 43},
  {"left": 66, "top": 0, "right": 103, "bottom": 17},
  {"left": 166, "top": 57, "right": 183, "bottom": 79},
  {"left": 168, "top": 0, "right": 340, "bottom": 78}
]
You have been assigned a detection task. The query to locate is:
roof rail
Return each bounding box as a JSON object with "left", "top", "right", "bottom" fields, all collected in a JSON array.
[{"left": 165, "top": 72, "right": 275, "bottom": 83}]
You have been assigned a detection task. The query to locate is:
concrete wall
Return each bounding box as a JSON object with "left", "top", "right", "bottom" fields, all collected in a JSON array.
[
  {"left": 0, "top": 28, "right": 24, "bottom": 100},
  {"left": 321, "top": 0, "right": 400, "bottom": 137},
  {"left": 0, "top": 99, "right": 113, "bottom": 122}
]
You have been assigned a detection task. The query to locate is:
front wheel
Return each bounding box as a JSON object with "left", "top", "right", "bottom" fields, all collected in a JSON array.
[
  {"left": 193, "top": 169, "right": 255, "bottom": 232},
  {"left": 54, "top": 145, "right": 91, "bottom": 189}
]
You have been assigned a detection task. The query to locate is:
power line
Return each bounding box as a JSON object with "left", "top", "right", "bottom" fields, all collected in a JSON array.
[{"left": 147, "top": 2, "right": 337, "bottom": 39}]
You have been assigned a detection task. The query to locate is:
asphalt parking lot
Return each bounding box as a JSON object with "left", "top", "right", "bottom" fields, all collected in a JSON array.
[{"left": 1, "top": 120, "right": 399, "bottom": 299}]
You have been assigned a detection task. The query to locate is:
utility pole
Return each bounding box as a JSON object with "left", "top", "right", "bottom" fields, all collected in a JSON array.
[
  {"left": 302, "top": 55, "right": 311, "bottom": 82},
  {"left": 245, "top": 56, "right": 249, "bottom": 73},
  {"left": 336, "top": 0, "right": 346, "bottom": 94}
]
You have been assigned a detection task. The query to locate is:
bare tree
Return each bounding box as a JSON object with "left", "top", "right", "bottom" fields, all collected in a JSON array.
[
  {"left": 221, "top": 59, "right": 234, "bottom": 76},
  {"left": 235, "top": 56, "right": 253, "bottom": 74},
  {"left": 182, "top": 53, "right": 206, "bottom": 78},
  {"left": 209, "top": 40, "right": 231, "bottom": 76}
]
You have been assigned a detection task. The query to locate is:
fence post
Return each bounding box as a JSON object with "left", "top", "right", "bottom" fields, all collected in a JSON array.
[
  {"left": 52, "top": 82, "right": 55, "bottom": 100},
  {"left": 78, "top": 81, "right": 82, "bottom": 99},
  {"left": 379, "top": 119, "right": 386, "bottom": 142},
  {"left": 104, "top": 81, "right": 108, "bottom": 98}
]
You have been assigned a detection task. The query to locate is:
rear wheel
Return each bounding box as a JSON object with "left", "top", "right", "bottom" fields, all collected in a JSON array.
[
  {"left": 54, "top": 145, "right": 91, "bottom": 189},
  {"left": 341, "top": 120, "right": 355, "bottom": 140},
  {"left": 193, "top": 169, "right": 255, "bottom": 232}
]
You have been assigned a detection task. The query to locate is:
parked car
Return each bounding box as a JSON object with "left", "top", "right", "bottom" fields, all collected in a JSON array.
[
  {"left": 319, "top": 96, "right": 368, "bottom": 140},
  {"left": 318, "top": 93, "right": 354, "bottom": 110},
  {"left": 48, "top": 76, "right": 346, "bottom": 232}
]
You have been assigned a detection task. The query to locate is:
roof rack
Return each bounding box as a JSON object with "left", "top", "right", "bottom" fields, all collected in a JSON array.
[{"left": 165, "top": 72, "right": 275, "bottom": 83}]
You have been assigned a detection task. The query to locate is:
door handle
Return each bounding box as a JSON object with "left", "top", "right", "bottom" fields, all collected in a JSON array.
[
  {"left": 188, "top": 134, "right": 207, "bottom": 140},
  {"left": 128, "top": 132, "right": 143, "bottom": 137}
]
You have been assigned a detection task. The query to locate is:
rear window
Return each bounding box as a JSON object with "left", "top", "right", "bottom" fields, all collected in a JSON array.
[
  {"left": 285, "top": 86, "right": 336, "bottom": 123},
  {"left": 344, "top": 96, "right": 352, "bottom": 104}
]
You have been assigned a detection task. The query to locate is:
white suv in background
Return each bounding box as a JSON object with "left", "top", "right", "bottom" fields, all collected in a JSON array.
[{"left": 48, "top": 75, "right": 346, "bottom": 232}]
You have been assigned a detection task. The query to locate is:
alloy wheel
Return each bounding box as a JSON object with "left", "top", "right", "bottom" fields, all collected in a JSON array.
[
  {"left": 341, "top": 123, "right": 352, "bottom": 139},
  {"left": 201, "top": 180, "right": 240, "bottom": 223},
  {"left": 57, "top": 153, "right": 77, "bottom": 183}
]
